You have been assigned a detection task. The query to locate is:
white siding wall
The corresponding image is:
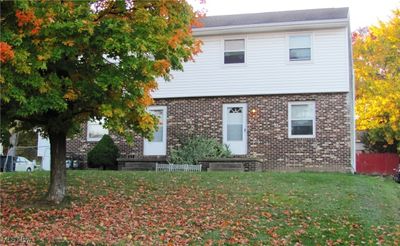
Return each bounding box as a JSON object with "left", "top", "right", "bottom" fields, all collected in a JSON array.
[{"left": 153, "top": 28, "right": 349, "bottom": 98}]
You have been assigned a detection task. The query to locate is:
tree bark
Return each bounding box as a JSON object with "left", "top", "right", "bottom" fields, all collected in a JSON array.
[{"left": 47, "top": 130, "right": 67, "bottom": 204}]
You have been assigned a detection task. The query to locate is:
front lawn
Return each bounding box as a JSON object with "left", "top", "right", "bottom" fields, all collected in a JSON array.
[{"left": 1, "top": 171, "right": 399, "bottom": 245}]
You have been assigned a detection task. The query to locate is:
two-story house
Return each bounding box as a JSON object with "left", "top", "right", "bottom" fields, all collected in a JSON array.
[{"left": 67, "top": 7, "right": 355, "bottom": 172}]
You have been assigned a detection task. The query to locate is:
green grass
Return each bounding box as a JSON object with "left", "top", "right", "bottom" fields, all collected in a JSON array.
[{"left": 1, "top": 171, "right": 399, "bottom": 245}]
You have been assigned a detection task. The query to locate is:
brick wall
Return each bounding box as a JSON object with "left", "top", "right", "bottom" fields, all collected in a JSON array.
[{"left": 67, "top": 92, "right": 352, "bottom": 171}]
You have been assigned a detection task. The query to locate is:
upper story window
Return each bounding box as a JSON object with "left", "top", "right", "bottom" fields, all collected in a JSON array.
[
  {"left": 288, "top": 101, "right": 316, "bottom": 138},
  {"left": 289, "top": 35, "right": 311, "bottom": 61},
  {"left": 224, "top": 39, "right": 245, "bottom": 64},
  {"left": 87, "top": 119, "right": 109, "bottom": 141}
]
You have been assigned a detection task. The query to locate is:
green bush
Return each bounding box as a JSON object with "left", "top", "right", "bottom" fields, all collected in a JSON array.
[
  {"left": 87, "top": 135, "right": 119, "bottom": 169},
  {"left": 169, "top": 136, "right": 231, "bottom": 164},
  {"left": 361, "top": 128, "right": 399, "bottom": 153}
]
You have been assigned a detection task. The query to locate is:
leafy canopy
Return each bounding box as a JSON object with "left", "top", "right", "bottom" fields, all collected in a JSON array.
[
  {"left": 0, "top": 0, "right": 203, "bottom": 139},
  {"left": 353, "top": 9, "right": 400, "bottom": 152}
]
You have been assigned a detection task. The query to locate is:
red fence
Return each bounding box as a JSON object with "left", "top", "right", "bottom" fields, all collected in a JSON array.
[{"left": 356, "top": 153, "right": 399, "bottom": 175}]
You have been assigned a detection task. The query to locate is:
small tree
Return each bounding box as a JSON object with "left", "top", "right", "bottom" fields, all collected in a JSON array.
[
  {"left": 87, "top": 135, "right": 119, "bottom": 170},
  {"left": 169, "top": 136, "right": 231, "bottom": 164}
]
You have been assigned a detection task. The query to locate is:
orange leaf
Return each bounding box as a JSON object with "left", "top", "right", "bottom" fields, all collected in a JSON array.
[{"left": 0, "top": 42, "right": 14, "bottom": 63}]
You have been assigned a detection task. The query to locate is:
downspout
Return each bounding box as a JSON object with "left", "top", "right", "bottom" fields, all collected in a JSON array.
[{"left": 347, "top": 11, "right": 356, "bottom": 173}]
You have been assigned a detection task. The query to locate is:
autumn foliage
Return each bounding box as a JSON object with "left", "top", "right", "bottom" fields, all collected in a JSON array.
[
  {"left": 0, "top": 0, "right": 202, "bottom": 137},
  {"left": 0, "top": 42, "right": 14, "bottom": 63},
  {"left": 0, "top": 0, "right": 204, "bottom": 203},
  {"left": 353, "top": 9, "right": 400, "bottom": 152},
  {"left": 15, "top": 9, "right": 43, "bottom": 35}
]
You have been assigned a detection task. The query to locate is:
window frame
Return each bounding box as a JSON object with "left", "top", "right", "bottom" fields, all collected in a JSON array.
[
  {"left": 288, "top": 101, "right": 316, "bottom": 139},
  {"left": 87, "top": 119, "right": 109, "bottom": 142},
  {"left": 287, "top": 33, "right": 313, "bottom": 62},
  {"left": 223, "top": 38, "right": 246, "bottom": 65}
]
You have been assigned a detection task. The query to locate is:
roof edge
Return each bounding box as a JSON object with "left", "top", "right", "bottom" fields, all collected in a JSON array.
[
  {"left": 193, "top": 18, "right": 349, "bottom": 36},
  {"left": 198, "top": 7, "right": 349, "bottom": 20}
]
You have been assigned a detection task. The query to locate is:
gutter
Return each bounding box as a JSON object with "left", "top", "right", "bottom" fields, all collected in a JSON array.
[{"left": 193, "top": 18, "right": 349, "bottom": 36}]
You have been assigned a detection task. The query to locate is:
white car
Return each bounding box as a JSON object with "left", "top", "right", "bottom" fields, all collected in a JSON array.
[{"left": 15, "top": 156, "right": 35, "bottom": 172}]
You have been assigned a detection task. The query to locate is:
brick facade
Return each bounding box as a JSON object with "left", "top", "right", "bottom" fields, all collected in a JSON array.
[{"left": 67, "top": 93, "right": 351, "bottom": 171}]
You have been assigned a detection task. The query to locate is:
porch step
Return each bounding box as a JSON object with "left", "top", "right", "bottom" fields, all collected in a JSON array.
[
  {"left": 122, "top": 162, "right": 156, "bottom": 171},
  {"left": 208, "top": 162, "right": 244, "bottom": 171},
  {"left": 120, "top": 166, "right": 153, "bottom": 171},
  {"left": 118, "top": 157, "right": 167, "bottom": 171}
]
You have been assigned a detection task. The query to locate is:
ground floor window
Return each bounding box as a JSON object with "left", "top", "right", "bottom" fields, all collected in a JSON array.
[
  {"left": 87, "top": 119, "right": 109, "bottom": 141},
  {"left": 288, "top": 101, "right": 316, "bottom": 138}
]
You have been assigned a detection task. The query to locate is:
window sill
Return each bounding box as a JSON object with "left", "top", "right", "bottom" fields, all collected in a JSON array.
[
  {"left": 87, "top": 139, "right": 101, "bottom": 142},
  {"left": 288, "top": 135, "right": 316, "bottom": 139},
  {"left": 221, "top": 63, "right": 247, "bottom": 68},
  {"left": 287, "top": 60, "right": 313, "bottom": 65}
]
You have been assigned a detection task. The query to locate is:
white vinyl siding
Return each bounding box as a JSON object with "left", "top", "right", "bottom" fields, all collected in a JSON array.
[
  {"left": 154, "top": 28, "right": 350, "bottom": 98},
  {"left": 288, "top": 102, "right": 316, "bottom": 138}
]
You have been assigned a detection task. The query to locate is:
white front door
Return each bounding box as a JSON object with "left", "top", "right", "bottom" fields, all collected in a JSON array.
[
  {"left": 144, "top": 106, "right": 167, "bottom": 156},
  {"left": 223, "top": 103, "right": 247, "bottom": 155}
]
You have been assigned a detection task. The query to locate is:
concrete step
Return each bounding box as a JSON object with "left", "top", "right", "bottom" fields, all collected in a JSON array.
[
  {"left": 120, "top": 166, "right": 154, "bottom": 171},
  {"left": 124, "top": 162, "right": 156, "bottom": 167},
  {"left": 208, "top": 162, "right": 244, "bottom": 171},
  {"left": 208, "top": 168, "right": 244, "bottom": 171},
  {"left": 120, "top": 162, "right": 157, "bottom": 171}
]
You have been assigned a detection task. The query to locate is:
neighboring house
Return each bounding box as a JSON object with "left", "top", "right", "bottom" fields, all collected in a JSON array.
[{"left": 67, "top": 8, "right": 355, "bottom": 172}]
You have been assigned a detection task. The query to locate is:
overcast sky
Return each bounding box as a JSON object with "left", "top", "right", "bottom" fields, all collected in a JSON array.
[{"left": 189, "top": 0, "right": 400, "bottom": 30}]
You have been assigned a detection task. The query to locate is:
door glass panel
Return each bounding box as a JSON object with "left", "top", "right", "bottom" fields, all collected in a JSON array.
[
  {"left": 152, "top": 126, "right": 163, "bottom": 142},
  {"left": 150, "top": 109, "right": 163, "bottom": 142},
  {"left": 227, "top": 125, "right": 243, "bottom": 141},
  {"left": 227, "top": 107, "right": 243, "bottom": 141}
]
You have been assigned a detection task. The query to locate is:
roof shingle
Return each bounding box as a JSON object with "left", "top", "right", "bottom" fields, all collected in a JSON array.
[{"left": 199, "top": 8, "right": 349, "bottom": 28}]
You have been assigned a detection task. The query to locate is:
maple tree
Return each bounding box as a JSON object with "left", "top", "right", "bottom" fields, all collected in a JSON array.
[
  {"left": 0, "top": 0, "right": 202, "bottom": 203},
  {"left": 353, "top": 9, "right": 400, "bottom": 153}
]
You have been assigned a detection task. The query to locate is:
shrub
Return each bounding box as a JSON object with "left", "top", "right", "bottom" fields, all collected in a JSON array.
[
  {"left": 169, "top": 136, "right": 231, "bottom": 164},
  {"left": 87, "top": 135, "right": 119, "bottom": 169},
  {"left": 361, "top": 128, "right": 399, "bottom": 153}
]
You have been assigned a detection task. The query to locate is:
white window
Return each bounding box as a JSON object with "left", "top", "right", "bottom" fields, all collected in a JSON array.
[
  {"left": 224, "top": 39, "right": 245, "bottom": 64},
  {"left": 87, "top": 119, "right": 109, "bottom": 141},
  {"left": 288, "top": 102, "right": 316, "bottom": 138},
  {"left": 289, "top": 35, "right": 311, "bottom": 61}
]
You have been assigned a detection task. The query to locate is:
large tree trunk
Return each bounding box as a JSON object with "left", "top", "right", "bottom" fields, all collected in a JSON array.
[{"left": 47, "top": 131, "right": 67, "bottom": 204}]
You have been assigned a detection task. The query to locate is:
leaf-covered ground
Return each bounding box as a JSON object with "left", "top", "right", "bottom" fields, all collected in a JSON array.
[{"left": 1, "top": 171, "right": 399, "bottom": 245}]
